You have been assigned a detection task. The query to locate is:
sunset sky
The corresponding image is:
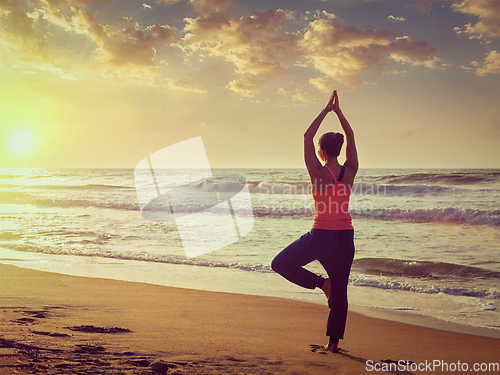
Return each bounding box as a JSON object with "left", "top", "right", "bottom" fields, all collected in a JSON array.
[{"left": 1, "top": 0, "right": 499, "bottom": 169}]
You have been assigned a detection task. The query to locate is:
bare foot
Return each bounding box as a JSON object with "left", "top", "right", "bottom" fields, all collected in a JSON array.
[
  {"left": 321, "top": 278, "right": 332, "bottom": 308},
  {"left": 324, "top": 342, "right": 340, "bottom": 353}
]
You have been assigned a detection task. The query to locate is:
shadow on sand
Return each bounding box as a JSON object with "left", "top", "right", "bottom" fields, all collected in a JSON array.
[{"left": 310, "top": 344, "right": 416, "bottom": 375}]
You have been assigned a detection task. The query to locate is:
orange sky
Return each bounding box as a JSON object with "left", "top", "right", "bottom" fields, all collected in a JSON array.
[{"left": 1, "top": 0, "right": 499, "bottom": 168}]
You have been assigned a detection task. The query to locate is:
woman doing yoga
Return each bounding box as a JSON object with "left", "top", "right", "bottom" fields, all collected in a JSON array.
[{"left": 271, "top": 90, "right": 358, "bottom": 353}]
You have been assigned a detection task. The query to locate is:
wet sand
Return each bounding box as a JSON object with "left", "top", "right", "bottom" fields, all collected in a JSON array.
[{"left": 0, "top": 263, "right": 498, "bottom": 374}]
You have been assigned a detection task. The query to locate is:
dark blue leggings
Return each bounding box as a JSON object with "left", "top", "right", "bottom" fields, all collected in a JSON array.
[{"left": 271, "top": 229, "right": 355, "bottom": 341}]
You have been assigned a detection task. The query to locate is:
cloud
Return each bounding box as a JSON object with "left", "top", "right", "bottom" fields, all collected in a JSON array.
[
  {"left": 0, "top": 0, "right": 43, "bottom": 54},
  {"left": 115, "top": 17, "right": 135, "bottom": 26},
  {"left": 409, "top": 0, "right": 438, "bottom": 14},
  {"left": 2, "top": 1, "right": 440, "bottom": 93},
  {"left": 166, "top": 76, "right": 207, "bottom": 93},
  {"left": 277, "top": 87, "right": 319, "bottom": 105},
  {"left": 451, "top": 0, "right": 500, "bottom": 40},
  {"left": 315, "top": 10, "right": 336, "bottom": 20},
  {"left": 0, "top": 0, "right": 75, "bottom": 68},
  {"left": 462, "top": 50, "right": 499, "bottom": 76},
  {"left": 71, "top": 10, "right": 177, "bottom": 69},
  {"left": 182, "top": 10, "right": 438, "bottom": 94},
  {"left": 388, "top": 15, "right": 406, "bottom": 22},
  {"left": 389, "top": 36, "right": 440, "bottom": 67},
  {"left": 191, "top": 0, "right": 231, "bottom": 16},
  {"left": 1, "top": 0, "right": 178, "bottom": 76},
  {"left": 182, "top": 9, "right": 301, "bottom": 95},
  {"left": 410, "top": 0, "right": 499, "bottom": 41},
  {"left": 474, "top": 50, "right": 500, "bottom": 75},
  {"left": 301, "top": 19, "right": 438, "bottom": 90},
  {"left": 182, "top": 13, "right": 230, "bottom": 44},
  {"left": 158, "top": 0, "right": 231, "bottom": 16},
  {"left": 37, "top": 0, "right": 107, "bottom": 30},
  {"left": 0, "top": 0, "right": 36, "bottom": 37}
]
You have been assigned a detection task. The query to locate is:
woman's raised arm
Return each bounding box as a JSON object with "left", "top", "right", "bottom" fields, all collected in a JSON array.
[
  {"left": 332, "top": 91, "right": 358, "bottom": 174},
  {"left": 303, "top": 92, "right": 335, "bottom": 181}
]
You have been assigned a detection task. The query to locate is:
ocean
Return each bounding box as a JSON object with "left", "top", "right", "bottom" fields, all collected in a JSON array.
[{"left": 0, "top": 168, "right": 499, "bottom": 335}]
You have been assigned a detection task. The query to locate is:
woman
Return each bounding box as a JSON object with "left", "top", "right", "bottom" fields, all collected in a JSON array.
[{"left": 271, "top": 90, "right": 358, "bottom": 353}]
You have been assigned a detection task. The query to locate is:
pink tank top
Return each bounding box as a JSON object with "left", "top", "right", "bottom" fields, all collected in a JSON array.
[{"left": 312, "top": 165, "right": 353, "bottom": 230}]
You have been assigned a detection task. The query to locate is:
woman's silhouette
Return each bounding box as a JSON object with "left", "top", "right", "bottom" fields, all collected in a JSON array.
[{"left": 272, "top": 90, "right": 358, "bottom": 353}]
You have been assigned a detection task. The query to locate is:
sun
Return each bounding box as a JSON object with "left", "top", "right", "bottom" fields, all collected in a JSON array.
[{"left": 8, "top": 129, "right": 35, "bottom": 154}]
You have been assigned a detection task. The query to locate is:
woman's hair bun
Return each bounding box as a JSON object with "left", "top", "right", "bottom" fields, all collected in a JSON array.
[{"left": 319, "top": 132, "right": 344, "bottom": 158}]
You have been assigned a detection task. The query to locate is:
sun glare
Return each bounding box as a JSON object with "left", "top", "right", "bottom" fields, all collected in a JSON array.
[{"left": 8, "top": 129, "right": 35, "bottom": 154}]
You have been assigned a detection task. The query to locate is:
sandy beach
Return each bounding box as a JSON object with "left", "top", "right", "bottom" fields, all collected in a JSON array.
[{"left": 0, "top": 263, "right": 498, "bottom": 375}]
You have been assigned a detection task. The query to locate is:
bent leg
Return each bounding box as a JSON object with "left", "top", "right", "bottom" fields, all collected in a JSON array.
[{"left": 271, "top": 232, "right": 325, "bottom": 290}]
